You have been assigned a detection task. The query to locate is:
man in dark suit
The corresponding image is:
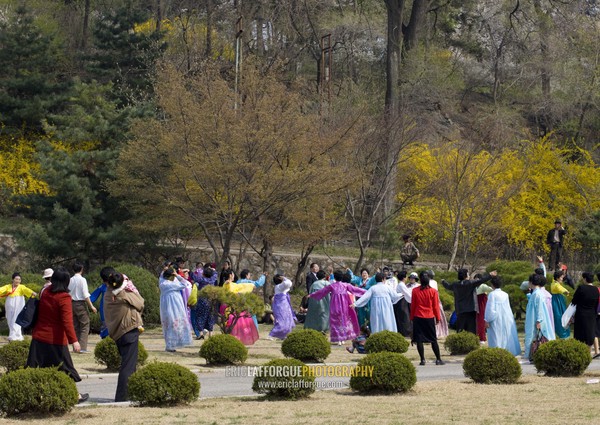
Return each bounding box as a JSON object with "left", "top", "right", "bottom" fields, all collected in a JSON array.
[
  {"left": 306, "top": 263, "right": 320, "bottom": 294},
  {"left": 546, "top": 219, "right": 566, "bottom": 271},
  {"left": 441, "top": 269, "right": 497, "bottom": 335}
]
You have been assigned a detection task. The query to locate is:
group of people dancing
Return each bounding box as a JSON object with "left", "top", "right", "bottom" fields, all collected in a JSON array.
[{"left": 303, "top": 265, "right": 449, "bottom": 365}]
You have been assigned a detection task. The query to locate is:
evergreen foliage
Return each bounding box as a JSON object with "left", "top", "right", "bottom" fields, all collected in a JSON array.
[
  {"left": 0, "top": 367, "right": 79, "bottom": 416},
  {"left": 281, "top": 329, "right": 331, "bottom": 362},
  {"left": 251, "top": 358, "right": 316, "bottom": 399},
  {"left": 463, "top": 347, "right": 522, "bottom": 384},
  {"left": 444, "top": 332, "right": 480, "bottom": 355},
  {"left": 94, "top": 337, "right": 148, "bottom": 371},
  {"left": 349, "top": 352, "right": 416, "bottom": 394},
  {"left": 533, "top": 339, "right": 591, "bottom": 377},
  {"left": 0, "top": 340, "right": 30, "bottom": 373},
  {"left": 199, "top": 334, "right": 248, "bottom": 365},
  {"left": 128, "top": 362, "right": 200, "bottom": 406},
  {"left": 363, "top": 330, "right": 409, "bottom": 354}
]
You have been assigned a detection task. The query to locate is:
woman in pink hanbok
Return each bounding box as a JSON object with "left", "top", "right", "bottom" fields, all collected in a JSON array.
[{"left": 309, "top": 270, "right": 366, "bottom": 344}]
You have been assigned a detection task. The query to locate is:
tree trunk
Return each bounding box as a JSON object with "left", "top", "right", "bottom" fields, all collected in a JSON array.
[
  {"left": 447, "top": 210, "right": 462, "bottom": 271},
  {"left": 206, "top": 0, "right": 213, "bottom": 58},
  {"left": 294, "top": 244, "right": 315, "bottom": 291},
  {"left": 261, "top": 238, "right": 273, "bottom": 301},
  {"left": 384, "top": 0, "right": 404, "bottom": 115},
  {"left": 404, "top": 0, "right": 430, "bottom": 51},
  {"left": 156, "top": 0, "right": 162, "bottom": 32}
]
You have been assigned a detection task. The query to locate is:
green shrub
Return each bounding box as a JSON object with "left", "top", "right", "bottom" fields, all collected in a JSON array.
[
  {"left": 0, "top": 367, "right": 78, "bottom": 416},
  {"left": 252, "top": 358, "right": 315, "bottom": 399},
  {"left": 485, "top": 261, "right": 532, "bottom": 286},
  {"left": 503, "top": 284, "right": 527, "bottom": 319},
  {"left": 444, "top": 332, "right": 480, "bottom": 355},
  {"left": 94, "top": 337, "right": 148, "bottom": 371},
  {"left": 533, "top": 338, "right": 591, "bottom": 377},
  {"left": 463, "top": 348, "right": 522, "bottom": 384},
  {"left": 364, "top": 330, "right": 409, "bottom": 354},
  {"left": 438, "top": 290, "right": 454, "bottom": 312},
  {"left": 349, "top": 352, "right": 416, "bottom": 394},
  {"left": 281, "top": 329, "right": 331, "bottom": 362},
  {"left": 88, "top": 263, "right": 161, "bottom": 325},
  {"left": 0, "top": 340, "right": 30, "bottom": 373},
  {"left": 89, "top": 311, "right": 102, "bottom": 334},
  {"left": 199, "top": 334, "right": 248, "bottom": 365},
  {"left": 128, "top": 362, "right": 200, "bottom": 406},
  {"left": 199, "top": 286, "right": 264, "bottom": 335}
]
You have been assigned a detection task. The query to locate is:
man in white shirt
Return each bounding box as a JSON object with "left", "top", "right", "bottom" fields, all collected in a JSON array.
[{"left": 68, "top": 262, "right": 97, "bottom": 353}]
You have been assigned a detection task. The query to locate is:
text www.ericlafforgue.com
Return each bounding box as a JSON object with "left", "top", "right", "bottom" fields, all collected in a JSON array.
[{"left": 255, "top": 380, "right": 347, "bottom": 390}]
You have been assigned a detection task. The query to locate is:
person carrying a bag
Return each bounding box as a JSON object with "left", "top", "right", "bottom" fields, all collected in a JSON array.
[{"left": 524, "top": 274, "right": 555, "bottom": 361}]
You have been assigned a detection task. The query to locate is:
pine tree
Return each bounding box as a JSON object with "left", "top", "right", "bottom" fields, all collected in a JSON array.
[
  {"left": 0, "top": 5, "right": 70, "bottom": 134},
  {"left": 86, "top": 0, "right": 166, "bottom": 106}
]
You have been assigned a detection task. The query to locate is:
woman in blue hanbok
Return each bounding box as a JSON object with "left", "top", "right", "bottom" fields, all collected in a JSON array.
[
  {"left": 484, "top": 276, "right": 521, "bottom": 356},
  {"left": 159, "top": 267, "right": 193, "bottom": 352},
  {"left": 353, "top": 272, "right": 402, "bottom": 333},
  {"left": 524, "top": 274, "right": 555, "bottom": 360}
]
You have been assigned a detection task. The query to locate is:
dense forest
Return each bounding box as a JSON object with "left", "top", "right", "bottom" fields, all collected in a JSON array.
[{"left": 1, "top": 0, "right": 600, "bottom": 277}]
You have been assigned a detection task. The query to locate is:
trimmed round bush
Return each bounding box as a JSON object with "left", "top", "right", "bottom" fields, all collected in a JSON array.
[
  {"left": 0, "top": 367, "right": 78, "bottom": 416},
  {"left": 533, "top": 338, "right": 591, "bottom": 377},
  {"left": 0, "top": 340, "right": 30, "bottom": 373},
  {"left": 281, "top": 329, "right": 331, "bottom": 362},
  {"left": 364, "top": 330, "right": 409, "bottom": 354},
  {"left": 349, "top": 352, "right": 416, "bottom": 394},
  {"left": 252, "top": 358, "right": 315, "bottom": 399},
  {"left": 94, "top": 337, "right": 148, "bottom": 371},
  {"left": 128, "top": 362, "right": 200, "bottom": 406},
  {"left": 444, "top": 331, "right": 480, "bottom": 355},
  {"left": 199, "top": 334, "right": 248, "bottom": 365},
  {"left": 463, "top": 347, "right": 521, "bottom": 384}
]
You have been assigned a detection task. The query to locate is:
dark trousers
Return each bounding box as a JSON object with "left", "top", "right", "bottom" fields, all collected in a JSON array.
[
  {"left": 115, "top": 328, "right": 139, "bottom": 402},
  {"left": 456, "top": 311, "right": 477, "bottom": 335},
  {"left": 549, "top": 243, "right": 563, "bottom": 270}
]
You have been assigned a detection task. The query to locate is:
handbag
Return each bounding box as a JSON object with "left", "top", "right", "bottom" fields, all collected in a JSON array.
[
  {"left": 562, "top": 303, "right": 576, "bottom": 329},
  {"left": 529, "top": 329, "right": 549, "bottom": 361},
  {"left": 16, "top": 295, "right": 39, "bottom": 330}
]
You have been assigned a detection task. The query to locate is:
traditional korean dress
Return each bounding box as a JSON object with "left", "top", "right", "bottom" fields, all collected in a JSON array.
[
  {"left": 524, "top": 287, "right": 555, "bottom": 359},
  {"left": 222, "top": 281, "right": 259, "bottom": 345},
  {"left": 0, "top": 283, "right": 35, "bottom": 341},
  {"left": 484, "top": 288, "right": 521, "bottom": 356},
  {"left": 159, "top": 275, "right": 193, "bottom": 351},
  {"left": 476, "top": 284, "right": 493, "bottom": 342},
  {"left": 194, "top": 273, "right": 217, "bottom": 334},
  {"left": 550, "top": 279, "right": 570, "bottom": 339},
  {"left": 304, "top": 279, "right": 331, "bottom": 332},
  {"left": 309, "top": 281, "right": 366, "bottom": 343},
  {"left": 269, "top": 277, "right": 296, "bottom": 339},
  {"left": 354, "top": 282, "right": 402, "bottom": 333}
]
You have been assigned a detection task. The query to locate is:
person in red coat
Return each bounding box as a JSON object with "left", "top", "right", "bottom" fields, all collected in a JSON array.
[
  {"left": 26, "top": 267, "right": 88, "bottom": 403},
  {"left": 410, "top": 271, "right": 444, "bottom": 366}
]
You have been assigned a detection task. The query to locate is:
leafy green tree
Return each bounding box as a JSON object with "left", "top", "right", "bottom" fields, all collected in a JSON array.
[{"left": 0, "top": 5, "right": 70, "bottom": 134}]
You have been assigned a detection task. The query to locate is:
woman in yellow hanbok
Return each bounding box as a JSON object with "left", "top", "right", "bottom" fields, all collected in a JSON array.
[
  {"left": 221, "top": 272, "right": 259, "bottom": 345},
  {"left": 0, "top": 273, "right": 37, "bottom": 341}
]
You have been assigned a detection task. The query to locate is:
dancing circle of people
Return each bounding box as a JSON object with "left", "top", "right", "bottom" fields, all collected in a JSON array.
[{"left": 3, "top": 250, "right": 600, "bottom": 403}]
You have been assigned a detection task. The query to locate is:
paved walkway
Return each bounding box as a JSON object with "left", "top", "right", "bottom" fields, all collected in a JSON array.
[{"left": 76, "top": 358, "right": 600, "bottom": 406}]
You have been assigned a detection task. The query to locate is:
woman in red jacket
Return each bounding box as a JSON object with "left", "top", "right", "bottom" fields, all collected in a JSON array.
[
  {"left": 410, "top": 271, "right": 444, "bottom": 366},
  {"left": 26, "top": 267, "right": 88, "bottom": 403}
]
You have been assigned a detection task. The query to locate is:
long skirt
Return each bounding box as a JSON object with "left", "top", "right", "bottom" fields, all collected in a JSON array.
[
  {"left": 269, "top": 293, "right": 296, "bottom": 339},
  {"left": 574, "top": 309, "right": 597, "bottom": 346},
  {"left": 6, "top": 296, "right": 25, "bottom": 341},
  {"left": 412, "top": 317, "right": 437, "bottom": 344},
  {"left": 27, "top": 339, "right": 81, "bottom": 382},
  {"left": 220, "top": 304, "right": 259, "bottom": 345},
  {"left": 476, "top": 294, "right": 488, "bottom": 342},
  {"left": 194, "top": 297, "right": 215, "bottom": 332},
  {"left": 436, "top": 302, "right": 449, "bottom": 339},
  {"left": 552, "top": 294, "right": 570, "bottom": 339},
  {"left": 394, "top": 299, "right": 412, "bottom": 337}
]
